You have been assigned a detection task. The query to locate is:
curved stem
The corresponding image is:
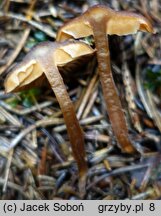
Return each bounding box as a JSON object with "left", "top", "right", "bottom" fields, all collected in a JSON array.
[
  {"left": 91, "top": 19, "right": 136, "bottom": 153},
  {"left": 40, "top": 60, "right": 88, "bottom": 189}
]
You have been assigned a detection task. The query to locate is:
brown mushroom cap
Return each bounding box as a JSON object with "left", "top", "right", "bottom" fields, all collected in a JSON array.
[
  {"left": 56, "top": 5, "right": 154, "bottom": 41},
  {"left": 4, "top": 41, "right": 95, "bottom": 93}
]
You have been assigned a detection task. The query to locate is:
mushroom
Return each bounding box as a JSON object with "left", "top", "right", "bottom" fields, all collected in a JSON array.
[
  {"left": 4, "top": 41, "right": 95, "bottom": 192},
  {"left": 56, "top": 5, "right": 154, "bottom": 153}
]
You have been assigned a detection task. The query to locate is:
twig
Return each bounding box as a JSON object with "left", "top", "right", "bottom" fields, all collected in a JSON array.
[
  {"left": 82, "top": 83, "right": 98, "bottom": 118},
  {"left": 87, "top": 164, "right": 150, "bottom": 189},
  {"left": 8, "top": 118, "right": 64, "bottom": 151},
  {"left": 0, "top": 106, "right": 22, "bottom": 126},
  {"left": 0, "top": 177, "right": 29, "bottom": 199},
  {"left": 136, "top": 64, "right": 153, "bottom": 118},
  {"left": 0, "top": 28, "right": 31, "bottom": 75},
  {"left": 2, "top": 149, "right": 14, "bottom": 192},
  {"left": 146, "top": 90, "right": 161, "bottom": 132},
  {"left": 54, "top": 115, "right": 104, "bottom": 132},
  {"left": 0, "top": 100, "right": 54, "bottom": 115},
  {"left": 0, "top": 12, "right": 56, "bottom": 38},
  {"left": 77, "top": 73, "right": 98, "bottom": 119}
]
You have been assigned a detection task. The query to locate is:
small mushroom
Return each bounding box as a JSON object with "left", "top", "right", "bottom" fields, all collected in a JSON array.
[
  {"left": 4, "top": 41, "right": 95, "bottom": 192},
  {"left": 56, "top": 5, "right": 154, "bottom": 153}
]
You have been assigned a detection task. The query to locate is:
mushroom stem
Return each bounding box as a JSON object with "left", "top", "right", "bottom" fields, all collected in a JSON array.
[
  {"left": 41, "top": 59, "right": 88, "bottom": 191},
  {"left": 91, "top": 19, "right": 135, "bottom": 153}
]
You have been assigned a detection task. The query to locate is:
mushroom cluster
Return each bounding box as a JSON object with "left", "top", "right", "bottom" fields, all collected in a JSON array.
[{"left": 3, "top": 5, "right": 154, "bottom": 193}]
